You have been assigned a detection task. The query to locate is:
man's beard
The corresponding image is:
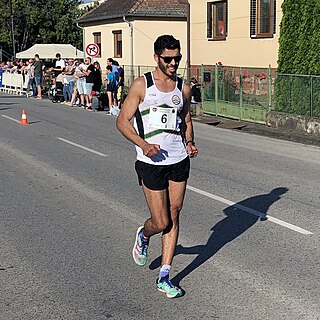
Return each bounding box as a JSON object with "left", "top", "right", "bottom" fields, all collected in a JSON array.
[{"left": 159, "top": 61, "right": 177, "bottom": 77}]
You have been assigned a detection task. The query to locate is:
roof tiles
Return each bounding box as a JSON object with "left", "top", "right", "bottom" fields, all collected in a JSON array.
[{"left": 78, "top": 0, "right": 187, "bottom": 24}]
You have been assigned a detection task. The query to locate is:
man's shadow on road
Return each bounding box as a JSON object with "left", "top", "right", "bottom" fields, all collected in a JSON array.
[{"left": 149, "top": 187, "right": 288, "bottom": 287}]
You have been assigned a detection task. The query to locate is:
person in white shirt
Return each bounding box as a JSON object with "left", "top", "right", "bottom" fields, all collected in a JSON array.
[{"left": 55, "top": 53, "right": 66, "bottom": 70}]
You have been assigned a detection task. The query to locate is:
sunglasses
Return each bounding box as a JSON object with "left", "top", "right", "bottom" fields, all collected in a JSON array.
[{"left": 159, "top": 54, "right": 182, "bottom": 64}]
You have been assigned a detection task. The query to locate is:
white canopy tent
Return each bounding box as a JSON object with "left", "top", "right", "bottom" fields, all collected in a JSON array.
[{"left": 16, "top": 44, "right": 84, "bottom": 59}]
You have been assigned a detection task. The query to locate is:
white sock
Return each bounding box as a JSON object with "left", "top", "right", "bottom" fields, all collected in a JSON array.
[{"left": 159, "top": 264, "right": 171, "bottom": 279}]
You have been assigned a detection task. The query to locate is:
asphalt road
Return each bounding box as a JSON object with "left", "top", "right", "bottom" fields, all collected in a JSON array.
[{"left": 0, "top": 94, "right": 319, "bottom": 320}]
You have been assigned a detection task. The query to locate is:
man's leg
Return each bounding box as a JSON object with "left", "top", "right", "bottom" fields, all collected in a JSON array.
[
  {"left": 132, "top": 185, "right": 169, "bottom": 267},
  {"left": 161, "top": 180, "right": 187, "bottom": 266},
  {"left": 37, "top": 85, "right": 42, "bottom": 98},
  {"left": 155, "top": 180, "right": 186, "bottom": 298},
  {"left": 142, "top": 185, "right": 169, "bottom": 237}
]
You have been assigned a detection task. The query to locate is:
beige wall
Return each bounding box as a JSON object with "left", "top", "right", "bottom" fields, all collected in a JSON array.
[
  {"left": 83, "top": 20, "right": 187, "bottom": 69},
  {"left": 189, "top": 0, "right": 283, "bottom": 68}
]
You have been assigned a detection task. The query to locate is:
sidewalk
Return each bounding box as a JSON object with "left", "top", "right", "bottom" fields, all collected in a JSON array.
[{"left": 192, "top": 114, "right": 320, "bottom": 147}]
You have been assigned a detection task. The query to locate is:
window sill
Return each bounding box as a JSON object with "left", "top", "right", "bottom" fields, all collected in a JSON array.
[
  {"left": 207, "top": 37, "right": 227, "bottom": 42},
  {"left": 251, "top": 34, "right": 274, "bottom": 39}
]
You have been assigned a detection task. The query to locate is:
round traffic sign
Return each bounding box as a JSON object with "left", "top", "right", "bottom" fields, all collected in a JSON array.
[{"left": 86, "top": 43, "right": 100, "bottom": 57}]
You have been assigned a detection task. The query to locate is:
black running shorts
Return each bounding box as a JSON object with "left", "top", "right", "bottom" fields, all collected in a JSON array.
[{"left": 135, "top": 156, "right": 190, "bottom": 191}]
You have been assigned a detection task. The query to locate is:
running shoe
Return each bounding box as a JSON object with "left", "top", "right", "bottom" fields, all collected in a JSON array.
[
  {"left": 156, "top": 276, "right": 183, "bottom": 298},
  {"left": 132, "top": 226, "right": 149, "bottom": 266}
]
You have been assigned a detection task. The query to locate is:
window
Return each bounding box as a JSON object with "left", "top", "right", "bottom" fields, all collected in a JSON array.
[
  {"left": 207, "top": 1, "right": 228, "bottom": 40},
  {"left": 113, "top": 30, "right": 122, "bottom": 58},
  {"left": 250, "top": 0, "right": 276, "bottom": 38},
  {"left": 93, "top": 32, "right": 101, "bottom": 57}
]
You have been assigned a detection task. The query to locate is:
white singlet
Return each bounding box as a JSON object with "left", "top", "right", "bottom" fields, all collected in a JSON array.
[{"left": 134, "top": 72, "right": 188, "bottom": 165}]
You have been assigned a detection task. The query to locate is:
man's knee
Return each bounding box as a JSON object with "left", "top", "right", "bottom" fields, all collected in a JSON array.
[{"left": 152, "top": 217, "right": 169, "bottom": 233}]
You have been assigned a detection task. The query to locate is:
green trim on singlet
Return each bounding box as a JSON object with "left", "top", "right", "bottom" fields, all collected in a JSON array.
[
  {"left": 141, "top": 109, "right": 150, "bottom": 116},
  {"left": 144, "top": 129, "right": 180, "bottom": 139}
]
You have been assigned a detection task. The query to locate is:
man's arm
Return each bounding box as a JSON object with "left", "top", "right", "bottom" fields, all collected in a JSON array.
[
  {"left": 116, "top": 77, "right": 160, "bottom": 157},
  {"left": 182, "top": 83, "right": 198, "bottom": 158}
]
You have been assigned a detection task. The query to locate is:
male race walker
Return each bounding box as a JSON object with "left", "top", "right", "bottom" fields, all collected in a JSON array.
[{"left": 116, "top": 35, "right": 198, "bottom": 298}]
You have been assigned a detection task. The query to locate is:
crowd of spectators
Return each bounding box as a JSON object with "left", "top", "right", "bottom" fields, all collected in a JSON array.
[{"left": 0, "top": 53, "right": 125, "bottom": 114}]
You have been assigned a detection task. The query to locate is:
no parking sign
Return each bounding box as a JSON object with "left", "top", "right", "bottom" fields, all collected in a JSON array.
[{"left": 86, "top": 43, "right": 100, "bottom": 57}]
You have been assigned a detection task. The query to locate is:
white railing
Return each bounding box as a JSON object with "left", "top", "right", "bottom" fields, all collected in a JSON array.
[{"left": 0, "top": 70, "right": 31, "bottom": 96}]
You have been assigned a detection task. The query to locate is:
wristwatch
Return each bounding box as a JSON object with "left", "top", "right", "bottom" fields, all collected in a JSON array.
[{"left": 186, "top": 140, "right": 195, "bottom": 146}]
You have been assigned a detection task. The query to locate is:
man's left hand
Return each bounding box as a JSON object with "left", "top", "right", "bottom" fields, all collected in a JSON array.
[{"left": 187, "top": 145, "right": 198, "bottom": 158}]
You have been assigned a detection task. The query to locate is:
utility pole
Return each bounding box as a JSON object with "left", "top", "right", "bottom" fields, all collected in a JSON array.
[{"left": 9, "top": 0, "right": 16, "bottom": 60}]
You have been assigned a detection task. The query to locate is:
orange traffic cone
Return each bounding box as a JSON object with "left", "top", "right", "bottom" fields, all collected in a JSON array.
[{"left": 20, "top": 109, "right": 29, "bottom": 125}]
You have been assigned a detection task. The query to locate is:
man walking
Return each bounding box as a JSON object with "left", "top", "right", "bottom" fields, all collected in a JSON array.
[{"left": 116, "top": 34, "right": 198, "bottom": 298}]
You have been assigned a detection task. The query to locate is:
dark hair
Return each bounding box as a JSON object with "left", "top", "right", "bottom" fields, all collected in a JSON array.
[
  {"left": 56, "top": 53, "right": 61, "bottom": 58},
  {"left": 34, "top": 54, "right": 39, "bottom": 59},
  {"left": 113, "top": 60, "right": 119, "bottom": 66},
  {"left": 107, "top": 57, "right": 114, "bottom": 63},
  {"left": 154, "top": 35, "right": 181, "bottom": 56},
  {"left": 106, "top": 65, "right": 113, "bottom": 71}
]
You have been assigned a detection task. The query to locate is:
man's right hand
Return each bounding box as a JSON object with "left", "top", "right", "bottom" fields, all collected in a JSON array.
[{"left": 142, "top": 143, "right": 160, "bottom": 157}]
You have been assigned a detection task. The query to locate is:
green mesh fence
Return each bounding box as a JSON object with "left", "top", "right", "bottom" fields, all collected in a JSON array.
[{"left": 275, "top": 74, "right": 320, "bottom": 118}]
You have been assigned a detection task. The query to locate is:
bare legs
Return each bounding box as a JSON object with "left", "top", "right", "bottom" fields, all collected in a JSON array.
[{"left": 142, "top": 180, "right": 187, "bottom": 266}]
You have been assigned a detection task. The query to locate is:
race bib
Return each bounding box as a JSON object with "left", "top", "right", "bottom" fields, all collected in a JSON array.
[{"left": 148, "top": 106, "right": 177, "bottom": 130}]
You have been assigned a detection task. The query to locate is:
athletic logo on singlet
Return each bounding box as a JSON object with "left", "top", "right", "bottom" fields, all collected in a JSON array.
[{"left": 172, "top": 95, "right": 181, "bottom": 105}]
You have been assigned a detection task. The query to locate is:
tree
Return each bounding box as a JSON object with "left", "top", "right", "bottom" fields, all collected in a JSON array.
[
  {"left": 0, "top": 0, "right": 85, "bottom": 58},
  {"left": 276, "top": 0, "right": 320, "bottom": 117},
  {"left": 278, "top": 0, "right": 320, "bottom": 75}
]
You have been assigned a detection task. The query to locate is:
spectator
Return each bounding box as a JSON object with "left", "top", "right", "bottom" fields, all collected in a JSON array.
[
  {"left": 107, "top": 58, "right": 119, "bottom": 105},
  {"left": 107, "top": 57, "right": 119, "bottom": 80},
  {"left": 190, "top": 77, "right": 202, "bottom": 103},
  {"left": 105, "top": 65, "right": 117, "bottom": 114},
  {"left": 117, "top": 64, "right": 125, "bottom": 108},
  {"left": 55, "top": 53, "right": 66, "bottom": 70},
  {"left": 69, "top": 60, "right": 81, "bottom": 107},
  {"left": 26, "top": 59, "right": 37, "bottom": 97},
  {"left": 62, "top": 59, "right": 76, "bottom": 105},
  {"left": 83, "top": 57, "right": 95, "bottom": 110},
  {"left": 76, "top": 58, "right": 88, "bottom": 108},
  {"left": 86, "top": 91, "right": 99, "bottom": 112},
  {"left": 93, "top": 61, "right": 102, "bottom": 93},
  {"left": 33, "top": 54, "right": 43, "bottom": 99},
  {"left": 4, "top": 61, "right": 13, "bottom": 70}
]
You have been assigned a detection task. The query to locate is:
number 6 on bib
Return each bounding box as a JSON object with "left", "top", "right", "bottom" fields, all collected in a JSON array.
[{"left": 149, "top": 106, "right": 177, "bottom": 130}]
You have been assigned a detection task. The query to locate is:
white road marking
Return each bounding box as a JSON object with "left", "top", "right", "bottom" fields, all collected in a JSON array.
[
  {"left": 57, "top": 137, "right": 108, "bottom": 157},
  {"left": 187, "top": 185, "right": 313, "bottom": 235},
  {"left": 1, "top": 115, "right": 20, "bottom": 123}
]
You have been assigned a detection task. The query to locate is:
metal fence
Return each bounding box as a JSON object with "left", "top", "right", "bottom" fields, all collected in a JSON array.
[
  {"left": 275, "top": 74, "right": 320, "bottom": 118},
  {"left": 201, "top": 65, "right": 276, "bottom": 123},
  {"left": 121, "top": 64, "right": 275, "bottom": 123},
  {"left": 115, "top": 65, "right": 320, "bottom": 122}
]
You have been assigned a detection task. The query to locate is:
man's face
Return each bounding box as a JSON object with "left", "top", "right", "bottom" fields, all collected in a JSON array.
[
  {"left": 85, "top": 58, "right": 90, "bottom": 65},
  {"left": 155, "top": 48, "right": 181, "bottom": 77},
  {"left": 107, "top": 59, "right": 112, "bottom": 66}
]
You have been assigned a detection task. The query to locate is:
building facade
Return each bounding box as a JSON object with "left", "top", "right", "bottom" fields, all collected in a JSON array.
[
  {"left": 189, "top": 0, "right": 283, "bottom": 68},
  {"left": 77, "top": 0, "right": 188, "bottom": 69}
]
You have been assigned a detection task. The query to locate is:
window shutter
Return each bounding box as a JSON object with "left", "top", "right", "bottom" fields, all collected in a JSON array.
[
  {"left": 250, "top": 0, "right": 256, "bottom": 36},
  {"left": 273, "top": 0, "right": 276, "bottom": 34},
  {"left": 207, "top": 2, "right": 213, "bottom": 38}
]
